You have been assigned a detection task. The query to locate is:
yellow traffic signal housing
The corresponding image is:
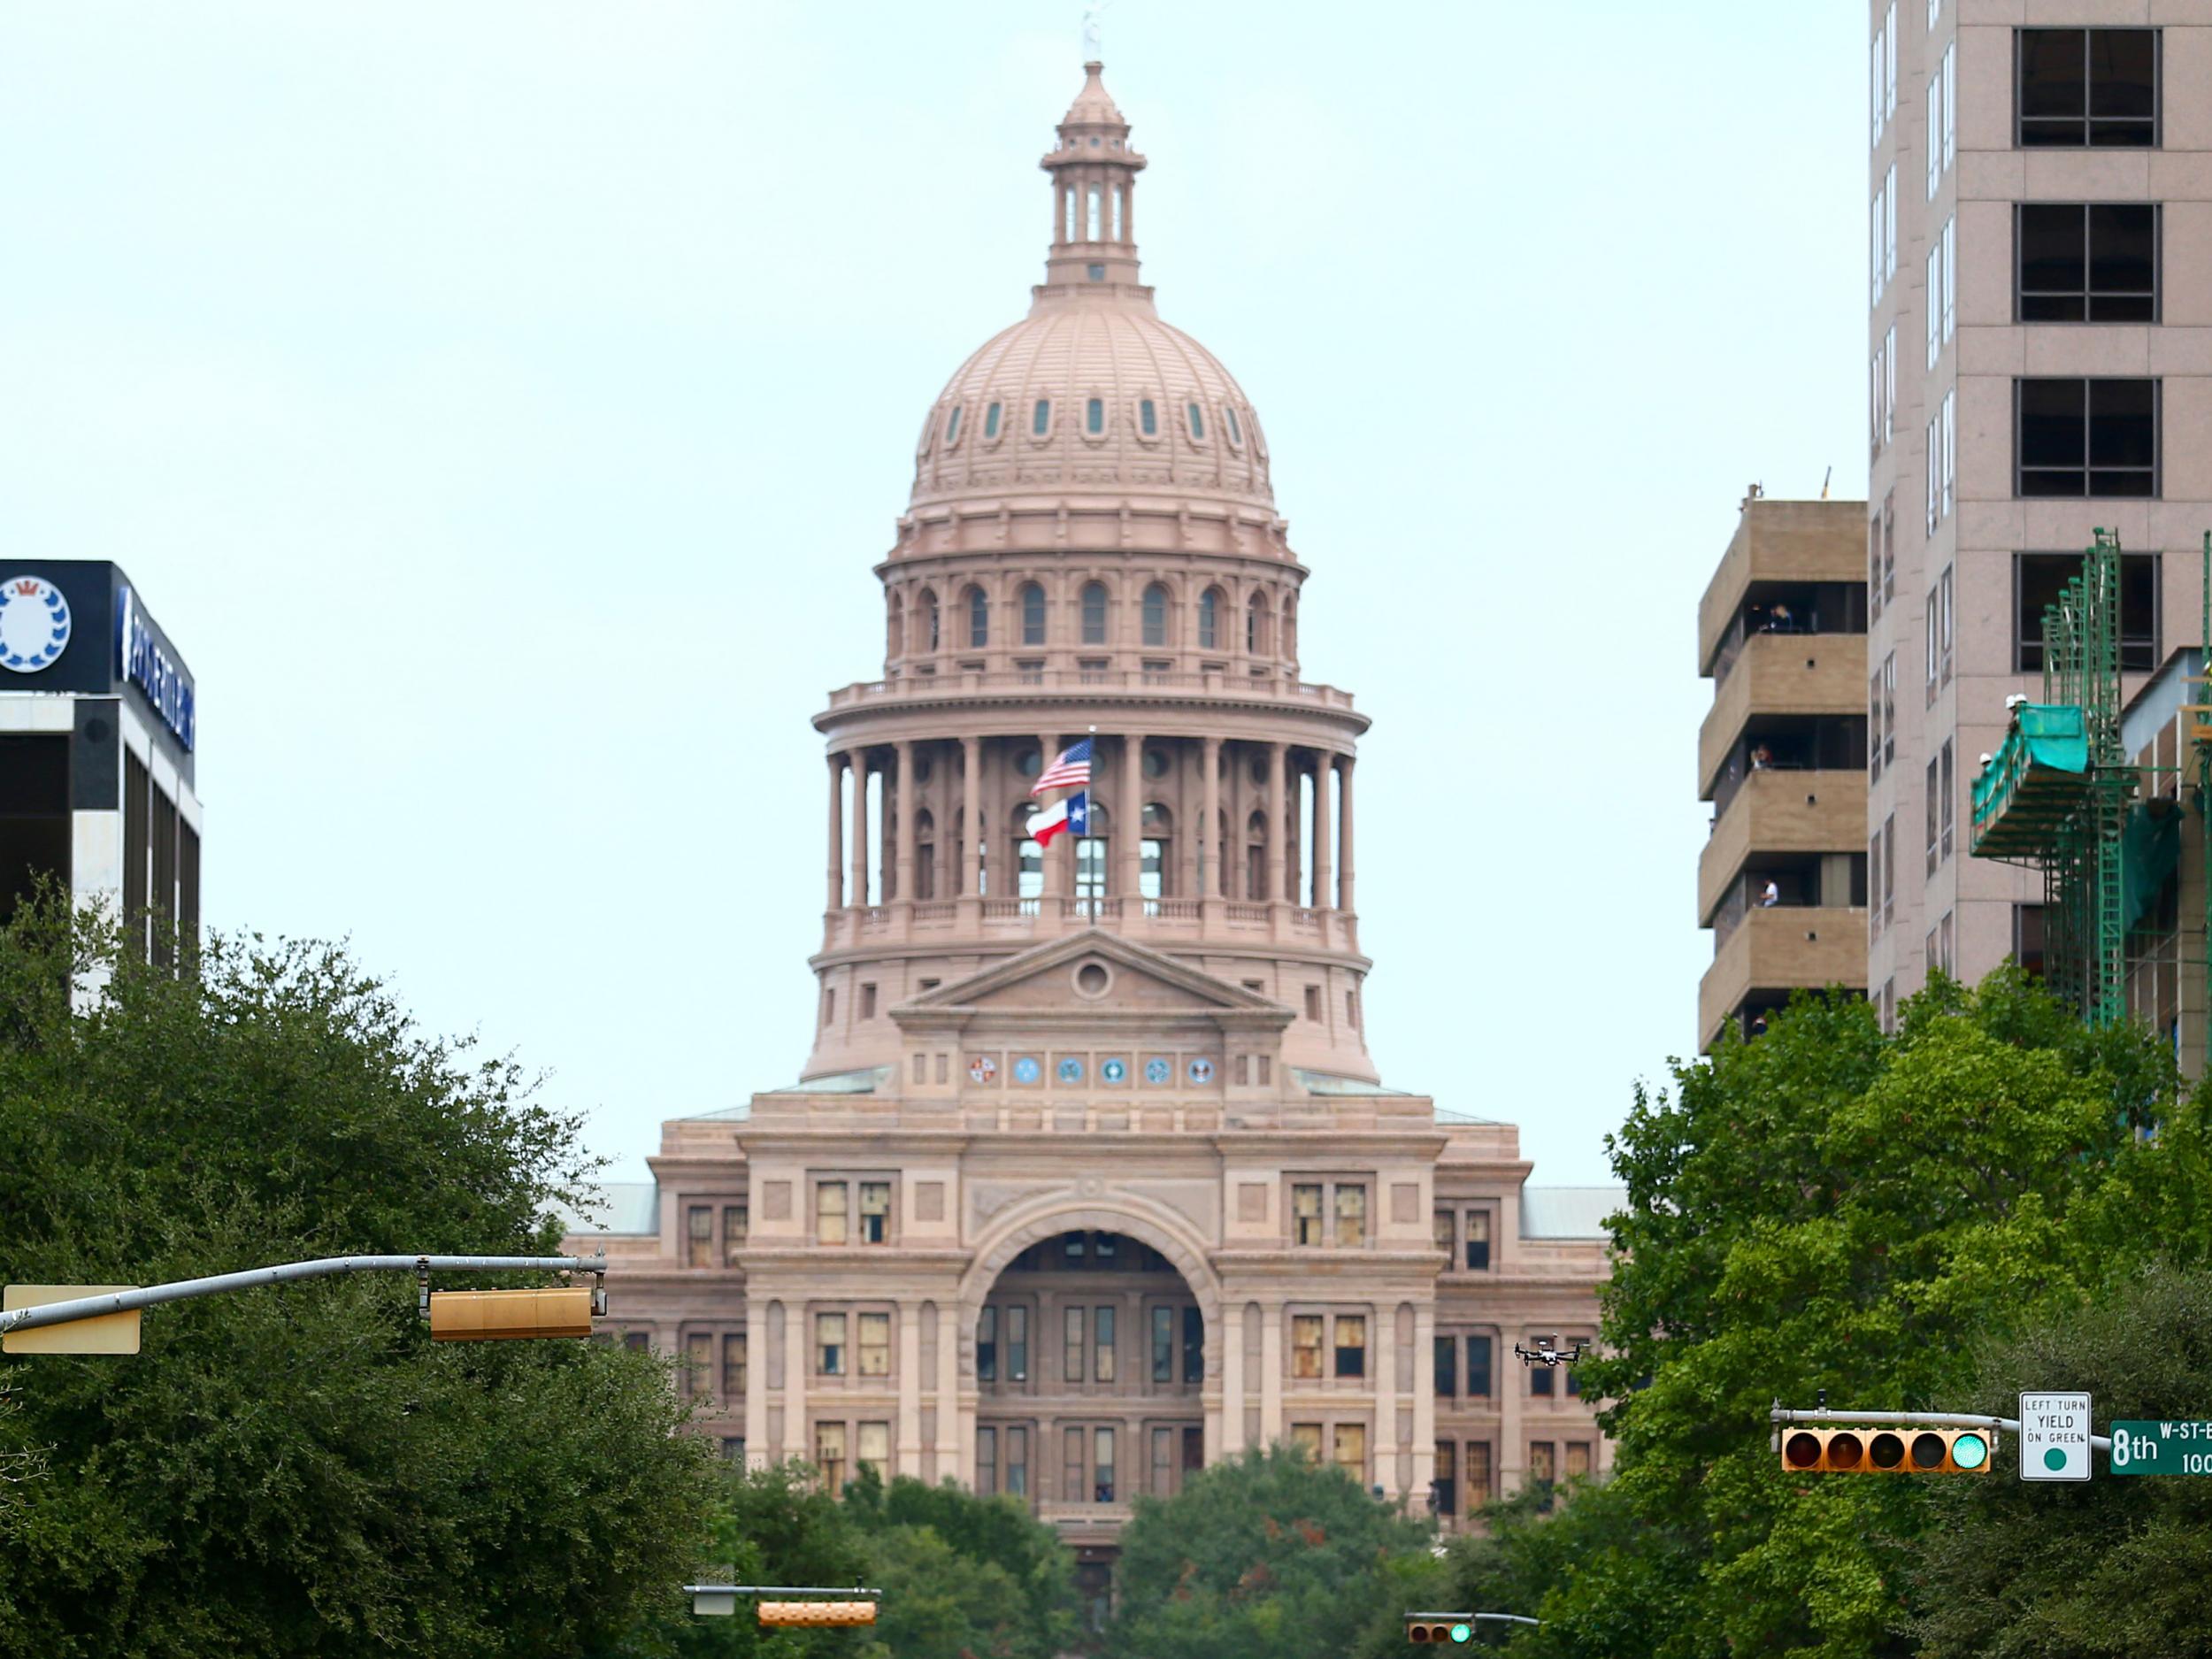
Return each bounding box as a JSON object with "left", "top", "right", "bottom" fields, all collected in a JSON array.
[
  {"left": 1779, "top": 1425, "right": 1993, "bottom": 1475},
  {"left": 757, "top": 1601, "right": 878, "bottom": 1627},
  {"left": 1405, "top": 1616, "right": 1475, "bottom": 1644},
  {"left": 427, "top": 1286, "right": 595, "bottom": 1342}
]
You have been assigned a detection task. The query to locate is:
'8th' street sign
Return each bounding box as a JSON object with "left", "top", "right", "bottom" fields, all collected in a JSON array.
[{"left": 2110, "top": 1420, "right": 2212, "bottom": 1475}]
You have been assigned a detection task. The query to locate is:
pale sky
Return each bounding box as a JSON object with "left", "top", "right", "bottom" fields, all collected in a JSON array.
[{"left": 0, "top": 3, "right": 1863, "bottom": 1187}]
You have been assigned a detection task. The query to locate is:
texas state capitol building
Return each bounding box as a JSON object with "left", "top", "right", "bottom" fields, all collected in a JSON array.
[{"left": 566, "top": 61, "right": 1617, "bottom": 1576}]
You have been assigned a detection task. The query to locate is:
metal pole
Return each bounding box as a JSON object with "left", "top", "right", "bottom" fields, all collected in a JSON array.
[
  {"left": 0, "top": 1254, "right": 606, "bottom": 1338},
  {"left": 681, "top": 1586, "right": 883, "bottom": 1597},
  {"left": 1770, "top": 1404, "right": 2111, "bottom": 1454}
]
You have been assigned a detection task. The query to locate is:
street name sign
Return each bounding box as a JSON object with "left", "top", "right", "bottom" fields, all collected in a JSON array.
[
  {"left": 2019, "top": 1392, "right": 2092, "bottom": 1480},
  {"left": 2110, "top": 1420, "right": 2212, "bottom": 1476}
]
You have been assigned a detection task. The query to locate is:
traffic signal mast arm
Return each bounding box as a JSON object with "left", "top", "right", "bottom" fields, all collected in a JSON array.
[
  {"left": 1770, "top": 1404, "right": 2113, "bottom": 1453},
  {"left": 0, "top": 1254, "right": 607, "bottom": 1340}
]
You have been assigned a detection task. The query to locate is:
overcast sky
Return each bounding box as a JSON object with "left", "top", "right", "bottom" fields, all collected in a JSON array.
[{"left": 0, "top": 3, "right": 1863, "bottom": 1188}]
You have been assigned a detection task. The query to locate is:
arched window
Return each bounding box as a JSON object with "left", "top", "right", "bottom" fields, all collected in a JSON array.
[
  {"left": 1081, "top": 581, "right": 1109, "bottom": 645},
  {"left": 1198, "top": 588, "right": 1220, "bottom": 651},
  {"left": 1075, "top": 802, "right": 1110, "bottom": 916},
  {"left": 1244, "top": 810, "right": 1268, "bottom": 902},
  {"left": 1140, "top": 398, "right": 1157, "bottom": 436},
  {"left": 966, "top": 586, "right": 988, "bottom": 649},
  {"left": 1141, "top": 803, "right": 1172, "bottom": 902},
  {"left": 1020, "top": 582, "right": 1046, "bottom": 646},
  {"left": 1013, "top": 803, "right": 1045, "bottom": 908},
  {"left": 1141, "top": 583, "right": 1169, "bottom": 647},
  {"left": 1187, "top": 403, "right": 1205, "bottom": 441},
  {"left": 1087, "top": 397, "right": 1104, "bottom": 434},
  {"left": 918, "top": 589, "right": 940, "bottom": 654},
  {"left": 985, "top": 402, "right": 1002, "bottom": 439},
  {"left": 887, "top": 592, "right": 902, "bottom": 660},
  {"left": 1281, "top": 593, "right": 1297, "bottom": 663},
  {"left": 1033, "top": 399, "right": 1051, "bottom": 436},
  {"left": 1225, "top": 406, "right": 1243, "bottom": 447},
  {"left": 1246, "top": 593, "right": 1268, "bottom": 655},
  {"left": 915, "top": 810, "right": 936, "bottom": 902},
  {"left": 945, "top": 406, "right": 963, "bottom": 445}
]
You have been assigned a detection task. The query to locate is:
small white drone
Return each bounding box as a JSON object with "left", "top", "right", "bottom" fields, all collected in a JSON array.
[{"left": 1514, "top": 1334, "right": 1587, "bottom": 1369}]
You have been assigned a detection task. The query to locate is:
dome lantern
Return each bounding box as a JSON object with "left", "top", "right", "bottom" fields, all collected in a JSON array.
[{"left": 1038, "top": 62, "right": 1148, "bottom": 300}]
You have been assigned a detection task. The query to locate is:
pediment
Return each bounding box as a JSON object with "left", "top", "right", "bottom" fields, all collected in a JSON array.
[{"left": 894, "top": 930, "right": 1287, "bottom": 1026}]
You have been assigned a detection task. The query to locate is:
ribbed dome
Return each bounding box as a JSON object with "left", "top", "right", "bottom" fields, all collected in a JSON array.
[{"left": 909, "top": 303, "right": 1272, "bottom": 511}]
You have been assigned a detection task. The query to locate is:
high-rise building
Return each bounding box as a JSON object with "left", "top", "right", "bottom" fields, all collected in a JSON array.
[
  {"left": 1867, "top": 8, "right": 2212, "bottom": 1023},
  {"left": 1697, "top": 495, "right": 1870, "bottom": 1046},
  {"left": 0, "top": 562, "right": 200, "bottom": 972},
  {"left": 563, "top": 61, "right": 1617, "bottom": 1572}
]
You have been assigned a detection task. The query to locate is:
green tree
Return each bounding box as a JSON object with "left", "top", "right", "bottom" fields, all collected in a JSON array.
[
  {"left": 1104, "top": 1444, "right": 1433, "bottom": 1659},
  {"left": 1911, "top": 1263, "right": 2212, "bottom": 1658},
  {"left": 0, "top": 900, "right": 718, "bottom": 1657},
  {"left": 1535, "top": 973, "right": 2209, "bottom": 1659}
]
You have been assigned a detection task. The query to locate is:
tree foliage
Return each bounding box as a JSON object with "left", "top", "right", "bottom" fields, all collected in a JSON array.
[
  {"left": 1104, "top": 1444, "right": 1433, "bottom": 1659},
  {"left": 0, "top": 899, "right": 718, "bottom": 1657}
]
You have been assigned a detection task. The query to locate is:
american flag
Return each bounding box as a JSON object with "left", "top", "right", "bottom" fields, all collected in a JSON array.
[{"left": 1032, "top": 738, "right": 1093, "bottom": 796}]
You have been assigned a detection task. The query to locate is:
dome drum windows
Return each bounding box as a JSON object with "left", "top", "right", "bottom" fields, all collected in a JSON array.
[
  {"left": 1197, "top": 588, "right": 1222, "bottom": 651},
  {"left": 1019, "top": 582, "right": 1047, "bottom": 646},
  {"left": 1225, "top": 406, "right": 1244, "bottom": 449},
  {"left": 1138, "top": 398, "right": 1159, "bottom": 440},
  {"left": 1032, "top": 398, "right": 1053, "bottom": 439},
  {"left": 965, "top": 587, "right": 989, "bottom": 649},
  {"left": 984, "top": 402, "right": 1003, "bottom": 441},
  {"left": 1085, "top": 396, "right": 1106, "bottom": 438},
  {"left": 944, "top": 406, "right": 964, "bottom": 447},
  {"left": 1186, "top": 403, "right": 1206, "bottom": 442},
  {"left": 1080, "top": 581, "right": 1110, "bottom": 646},
  {"left": 1141, "top": 582, "right": 1170, "bottom": 648}
]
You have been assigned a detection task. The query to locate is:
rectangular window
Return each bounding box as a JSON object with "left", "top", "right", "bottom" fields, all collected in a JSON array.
[
  {"left": 1008, "top": 1306, "right": 1029, "bottom": 1381},
  {"left": 687, "top": 1332, "right": 713, "bottom": 1397},
  {"left": 1566, "top": 1442, "right": 1592, "bottom": 1481},
  {"left": 722, "top": 1204, "right": 748, "bottom": 1266},
  {"left": 1333, "top": 1423, "right": 1367, "bottom": 1478},
  {"left": 1465, "top": 1210, "right": 1491, "bottom": 1271},
  {"left": 1007, "top": 1426, "right": 1028, "bottom": 1495},
  {"left": 687, "top": 1206, "right": 713, "bottom": 1269},
  {"left": 1064, "top": 1426, "right": 1085, "bottom": 1500},
  {"left": 1435, "top": 1440, "right": 1457, "bottom": 1517},
  {"left": 857, "top": 1310, "right": 891, "bottom": 1377},
  {"left": 2017, "top": 203, "right": 2157, "bottom": 322},
  {"left": 978, "top": 1425, "right": 999, "bottom": 1495},
  {"left": 1290, "top": 1422, "right": 1323, "bottom": 1462},
  {"left": 1941, "top": 389, "right": 1955, "bottom": 518},
  {"left": 818, "top": 1422, "right": 847, "bottom": 1495},
  {"left": 1939, "top": 566, "right": 1954, "bottom": 684},
  {"left": 1872, "top": 22, "right": 1885, "bottom": 147},
  {"left": 1293, "top": 1183, "right": 1324, "bottom": 1246},
  {"left": 1927, "top": 65, "right": 1942, "bottom": 198},
  {"left": 1531, "top": 1358, "right": 1555, "bottom": 1396},
  {"left": 1870, "top": 672, "right": 1885, "bottom": 782},
  {"left": 1530, "top": 1440, "right": 1555, "bottom": 1491},
  {"left": 1064, "top": 1307, "right": 1085, "bottom": 1384},
  {"left": 1886, "top": 165, "right": 1897, "bottom": 280},
  {"left": 1886, "top": 4, "right": 1897, "bottom": 118},
  {"left": 1870, "top": 831, "right": 1883, "bottom": 936},
  {"left": 1926, "top": 757, "right": 1941, "bottom": 879},
  {"left": 1467, "top": 1335, "right": 1493, "bottom": 1398},
  {"left": 1292, "top": 1314, "right": 1325, "bottom": 1379},
  {"left": 2018, "top": 28, "right": 2158, "bottom": 149},
  {"left": 1334, "top": 1314, "right": 1367, "bottom": 1379},
  {"left": 1432, "top": 1209, "right": 1455, "bottom": 1257},
  {"left": 860, "top": 981, "right": 876, "bottom": 1019},
  {"left": 816, "top": 1182, "right": 849, "bottom": 1246},
  {"left": 1884, "top": 326, "right": 1896, "bottom": 443},
  {"left": 2016, "top": 551, "right": 2160, "bottom": 670},
  {"left": 1926, "top": 241, "right": 1940, "bottom": 368},
  {"left": 1094, "top": 1426, "right": 1116, "bottom": 1502},
  {"left": 1334, "top": 1185, "right": 1367, "bottom": 1248},
  {"left": 1942, "top": 215, "right": 1956, "bottom": 340},
  {"left": 1940, "top": 740, "right": 1955, "bottom": 861},
  {"left": 1883, "top": 815, "right": 1896, "bottom": 925},
  {"left": 858, "top": 1420, "right": 889, "bottom": 1480},
  {"left": 1942, "top": 41, "right": 1956, "bottom": 168},
  {"left": 1924, "top": 591, "right": 1939, "bottom": 700},
  {"left": 1434, "top": 1334, "right": 1457, "bottom": 1398},
  {"left": 1884, "top": 656, "right": 1897, "bottom": 764},
  {"left": 817, "top": 1312, "right": 847, "bottom": 1376},
  {"left": 724, "top": 1333, "right": 747, "bottom": 1397},
  {"left": 1094, "top": 1307, "right": 1117, "bottom": 1383},
  {"left": 859, "top": 1181, "right": 890, "bottom": 1244},
  {"left": 1467, "top": 1441, "right": 1493, "bottom": 1503},
  {"left": 1151, "top": 1425, "right": 1175, "bottom": 1498},
  {"left": 1152, "top": 1306, "right": 1174, "bottom": 1382},
  {"left": 1926, "top": 412, "right": 1939, "bottom": 532},
  {"left": 1184, "top": 1305, "right": 1203, "bottom": 1382},
  {"left": 1871, "top": 181, "right": 1885, "bottom": 306},
  {"left": 978, "top": 1307, "right": 998, "bottom": 1383}
]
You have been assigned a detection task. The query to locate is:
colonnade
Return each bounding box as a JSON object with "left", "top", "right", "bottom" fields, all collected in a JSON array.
[{"left": 822, "top": 733, "right": 1356, "bottom": 914}]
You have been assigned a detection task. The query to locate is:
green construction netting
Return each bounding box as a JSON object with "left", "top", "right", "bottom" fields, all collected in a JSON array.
[
  {"left": 1971, "top": 704, "right": 2092, "bottom": 859},
  {"left": 2123, "top": 800, "right": 2183, "bottom": 933}
]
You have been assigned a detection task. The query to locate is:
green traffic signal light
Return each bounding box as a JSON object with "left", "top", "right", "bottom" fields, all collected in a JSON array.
[
  {"left": 1951, "top": 1432, "right": 1988, "bottom": 1470},
  {"left": 1449, "top": 1624, "right": 1472, "bottom": 1644}
]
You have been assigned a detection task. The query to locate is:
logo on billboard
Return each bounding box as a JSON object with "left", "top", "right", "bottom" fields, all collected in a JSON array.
[
  {"left": 113, "top": 585, "right": 196, "bottom": 752},
  {"left": 0, "top": 575, "right": 70, "bottom": 673}
]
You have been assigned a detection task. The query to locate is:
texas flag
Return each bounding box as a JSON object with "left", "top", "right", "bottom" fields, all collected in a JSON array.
[{"left": 1031, "top": 790, "right": 1089, "bottom": 849}]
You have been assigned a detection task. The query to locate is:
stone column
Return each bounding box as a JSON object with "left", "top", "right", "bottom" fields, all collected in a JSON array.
[
  {"left": 744, "top": 1302, "right": 770, "bottom": 1468},
  {"left": 1202, "top": 736, "right": 1224, "bottom": 902},
  {"left": 962, "top": 735, "right": 983, "bottom": 901},
  {"left": 1259, "top": 1299, "right": 1284, "bottom": 1443},
  {"left": 897, "top": 1300, "right": 923, "bottom": 1474},
  {"left": 826, "top": 754, "right": 846, "bottom": 911},
  {"left": 894, "top": 741, "right": 917, "bottom": 908},
  {"left": 1372, "top": 1302, "right": 1398, "bottom": 1496},
  {"left": 849, "top": 750, "right": 871, "bottom": 911},
  {"left": 1500, "top": 1332, "right": 1525, "bottom": 1497},
  {"left": 1337, "top": 756, "right": 1356, "bottom": 916},
  {"left": 1264, "top": 742, "right": 1287, "bottom": 906},
  {"left": 1411, "top": 1300, "right": 1437, "bottom": 1509},
  {"left": 935, "top": 1300, "right": 963, "bottom": 1483},
  {"left": 1118, "top": 733, "right": 1143, "bottom": 911},
  {"left": 1221, "top": 1301, "right": 1248, "bottom": 1454},
  {"left": 1312, "top": 753, "right": 1333, "bottom": 911}
]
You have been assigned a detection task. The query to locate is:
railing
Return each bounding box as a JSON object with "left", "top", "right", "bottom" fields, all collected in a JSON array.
[
  {"left": 981, "top": 898, "right": 1033, "bottom": 919},
  {"left": 910, "top": 901, "right": 956, "bottom": 923},
  {"left": 1225, "top": 902, "right": 1270, "bottom": 923},
  {"left": 860, "top": 906, "right": 891, "bottom": 930},
  {"left": 823, "top": 669, "right": 1357, "bottom": 710}
]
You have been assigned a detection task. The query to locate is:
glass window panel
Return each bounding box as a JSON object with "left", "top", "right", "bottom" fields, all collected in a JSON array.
[
  {"left": 1141, "top": 398, "right": 1157, "bottom": 435},
  {"left": 2019, "top": 27, "right": 2087, "bottom": 122},
  {"left": 687, "top": 1206, "right": 713, "bottom": 1268},
  {"left": 724, "top": 1333, "right": 747, "bottom": 1398},
  {"left": 857, "top": 1311, "right": 891, "bottom": 1376},
  {"left": 1290, "top": 1422, "right": 1322, "bottom": 1462},
  {"left": 859, "top": 1181, "right": 890, "bottom": 1243},
  {"left": 1335, "top": 1185, "right": 1367, "bottom": 1247},
  {"left": 1334, "top": 1315, "right": 1367, "bottom": 1379},
  {"left": 1007, "top": 1426, "right": 1027, "bottom": 1495},
  {"left": 978, "top": 1306, "right": 998, "bottom": 1383},
  {"left": 1094, "top": 1426, "right": 1116, "bottom": 1502},
  {"left": 817, "top": 1183, "right": 849, "bottom": 1246},
  {"left": 1152, "top": 1306, "right": 1173, "bottom": 1382},
  {"left": 1466, "top": 1441, "right": 1492, "bottom": 1502},
  {"left": 1566, "top": 1442, "right": 1592, "bottom": 1480},
  {"left": 1152, "top": 1426, "right": 1174, "bottom": 1497},
  {"left": 978, "top": 1425, "right": 999, "bottom": 1494},
  {"left": 818, "top": 1423, "right": 847, "bottom": 1495},
  {"left": 1033, "top": 399, "right": 1050, "bottom": 435},
  {"left": 1292, "top": 1314, "right": 1325, "bottom": 1379},
  {"left": 1008, "top": 1306, "right": 1029, "bottom": 1380},
  {"left": 1433, "top": 1334, "right": 1457, "bottom": 1398},
  {"left": 984, "top": 402, "right": 1001, "bottom": 438},
  {"left": 1465, "top": 1210, "right": 1492, "bottom": 1271},
  {"left": 1467, "top": 1335, "right": 1494, "bottom": 1397},
  {"left": 858, "top": 1421, "right": 889, "bottom": 1478},
  {"left": 1531, "top": 1360, "right": 1555, "bottom": 1396},
  {"left": 1087, "top": 396, "right": 1103, "bottom": 434},
  {"left": 1064, "top": 1427, "right": 1084, "bottom": 1500},
  {"left": 1184, "top": 1306, "right": 1203, "bottom": 1382},
  {"left": 1094, "top": 1307, "right": 1116, "bottom": 1382},
  {"left": 1064, "top": 1306, "right": 1085, "bottom": 1383},
  {"left": 1530, "top": 1442, "right": 1555, "bottom": 1489},
  {"left": 1187, "top": 402, "right": 1204, "bottom": 440},
  {"left": 817, "top": 1312, "right": 847, "bottom": 1375},
  {"left": 1293, "top": 1184, "right": 1324, "bottom": 1246},
  {"left": 1432, "top": 1210, "right": 1455, "bottom": 1256},
  {"left": 686, "top": 1332, "right": 712, "bottom": 1395},
  {"left": 1333, "top": 1423, "right": 1365, "bottom": 1476},
  {"left": 722, "top": 1204, "right": 748, "bottom": 1265}
]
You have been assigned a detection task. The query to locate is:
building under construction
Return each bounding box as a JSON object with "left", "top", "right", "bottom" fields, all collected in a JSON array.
[{"left": 1970, "top": 530, "right": 2212, "bottom": 1071}]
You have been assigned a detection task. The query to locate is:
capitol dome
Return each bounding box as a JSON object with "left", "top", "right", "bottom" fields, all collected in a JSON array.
[{"left": 907, "top": 64, "right": 1274, "bottom": 516}]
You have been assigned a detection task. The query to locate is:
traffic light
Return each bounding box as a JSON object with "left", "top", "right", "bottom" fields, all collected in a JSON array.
[
  {"left": 1779, "top": 1425, "right": 1993, "bottom": 1475},
  {"left": 427, "top": 1286, "right": 595, "bottom": 1342},
  {"left": 757, "top": 1601, "right": 878, "bottom": 1627},
  {"left": 1405, "top": 1615, "right": 1475, "bottom": 1644}
]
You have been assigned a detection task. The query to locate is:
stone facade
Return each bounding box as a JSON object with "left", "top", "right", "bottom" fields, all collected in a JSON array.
[{"left": 564, "top": 60, "right": 1616, "bottom": 1562}]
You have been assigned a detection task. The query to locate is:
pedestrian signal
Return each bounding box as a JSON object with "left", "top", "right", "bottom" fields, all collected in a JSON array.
[
  {"left": 1405, "top": 1616, "right": 1475, "bottom": 1644},
  {"left": 1779, "top": 1425, "right": 1992, "bottom": 1474},
  {"left": 427, "top": 1286, "right": 595, "bottom": 1342},
  {"left": 757, "top": 1601, "right": 878, "bottom": 1627}
]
